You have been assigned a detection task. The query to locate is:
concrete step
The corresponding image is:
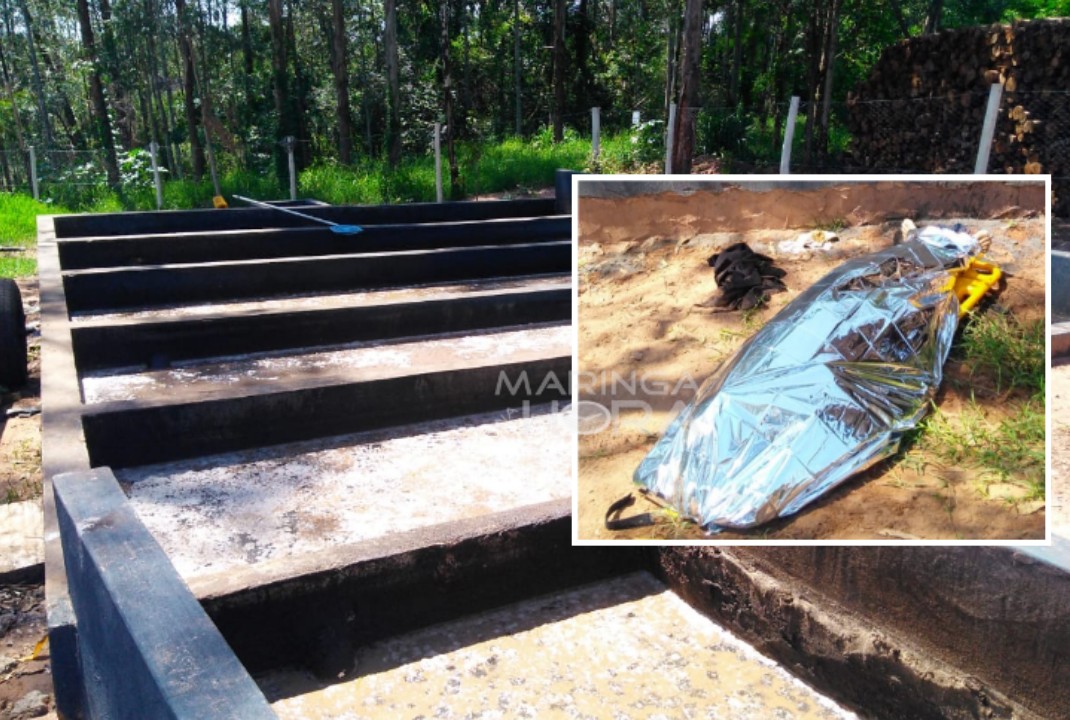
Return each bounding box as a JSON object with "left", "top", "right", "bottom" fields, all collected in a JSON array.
[
  {"left": 69, "top": 275, "right": 569, "bottom": 324},
  {"left": 70, "top": 280, "right": 570, "bottom": 372},
  {"left": 53, "top": 198, "right": 558, "bottom": 238},
  {"left": 79, "top": 342, "right": 570, "bottom": 468},
  {"left": 0, "top": 499, "right": 43, "bottom": 582},
  {"left": 259, "top": 572, "right": 858, "bottom": 720},
  {"left": 62, "top": 242, "right": 571, "bottom": 314},
  {"left": 118, "top": 407, "right": 572, "bottom": 585},
  {"left": 57, "top": 216, "right": 569, "bottom": 270},
  {"left": 81, "top": 324, "right": 571, "bottom": 405}
]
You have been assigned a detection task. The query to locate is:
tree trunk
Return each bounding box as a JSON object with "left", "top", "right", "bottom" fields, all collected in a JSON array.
[
  {"left": 513, "top": 0, "right": 521, "bottom": 135},
  {"left": 384, "top": 0, "right": 401, "bottom": 165},
  {"left": 267, "top": 0, "right": 296, "bottom": 186},
  {"left": 240, "top": 0, "right": 255, "bottom": 115},
  {"left": 29, "top": 19, "right": 85, "bottom": 149},
  {"left": 75, "top": 0, "right": 119, "bottom": 185},
  {"left": 15, "top": 0, "right": 51, "bottom": 148},
  {"left": 0, "top": 28, "right": 30, "bottom": 184},
  {"left": 672, "top": 0, "right": 702, "bottom": 173},
  {"left": 729, "top": 0, "right": 744, "bottom": 107},
  {"left": 331, "top": 0, "right": 353, "bottom": 164},
  {"left": 356, "top": 0, "right": 374, "bottom": 154},
  {"left": 574, "top": 0, "right": 592, "bottom": 111},
  {"left": 923, "top": 0, "right": 943, "bottom": 34},
  {"left": 440, "top": 0, "right": 460, "bottom": 197},
  {"left": 551, "top": 0, "right": 566, "bottom": 142},
  {"left": 286, "top": 0, "right": 310, "bottom": 169},
  {"left": 175, "top": 0, "right": 205, "bottom": 180},
  {"left": 802, "top": 0, "right": 824, "bottom": 163},
  {"left": 98, "top": 0, "right": 134, "bottom": 149},
  {"left": 817, "top": 0, "right": 841, "bottom": 161},
  {"left": 664, "top": 12, "right": 679, "bottom": 120}
]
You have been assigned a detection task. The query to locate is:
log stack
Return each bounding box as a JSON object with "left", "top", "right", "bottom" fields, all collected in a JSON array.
[{"left": 846, "top": 19, "right": 1070, "bottom": 215}]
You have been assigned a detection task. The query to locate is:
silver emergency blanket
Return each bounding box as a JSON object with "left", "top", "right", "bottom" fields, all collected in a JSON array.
[{"left": 634, "top": 227, "right": 981, "bottom": 531}]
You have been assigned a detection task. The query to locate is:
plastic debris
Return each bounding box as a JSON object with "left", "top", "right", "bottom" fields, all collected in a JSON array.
[{"left": 776, "top": 230, "right": 840, "bottom": 255}]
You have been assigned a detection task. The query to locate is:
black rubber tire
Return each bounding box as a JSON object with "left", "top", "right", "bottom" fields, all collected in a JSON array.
[{"left": 0, "top": 278, "right": 27, "bottom": 390}]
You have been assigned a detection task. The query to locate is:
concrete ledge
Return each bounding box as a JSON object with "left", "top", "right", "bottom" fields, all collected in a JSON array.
[
  {"left": 1053, "top": 322, "right": 1070, "bottom": 362},
  {"left": 82, "top": 356, "right": 570, "bottom": 468},
  {"left": 57, "top": 216, "right": 569, "bottom": 270},
  {"left": 62, "top": 242, "right": 570, "bottom": 313},
  {"left": 53, "top": 467, "right": 277, "bottom": 719},
  {"left": 52, "top": 198, "right": 556, "bottom": 237},
  {"left": 1054, "top": 250, "right": 1070, "bottom": 318},
  {"left": 71, "top": 286, "right": 570, "bottom": 372},
  {"left": 0, "top": 499, "right": 44, "bottom": 583},
  {"left": 200, "top": 498, "right": 647, "bottom": 679},
  {"left": 655, "top": 546, "right": 1068, "bottom": 720}
]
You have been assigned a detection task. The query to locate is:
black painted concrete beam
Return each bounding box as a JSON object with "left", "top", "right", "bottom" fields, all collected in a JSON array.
[
  {"left": 63, "top": 242, "right": 570, "bottom": 313},
  {"left": 200, "top": 499, "right": 646, "bottom": 679},
  {"left": 57, "top": 216, "right": 570, "bottom": 270},
  {"left": 53, "top": 467, "right": 278, "bottom": 719},
  {"left": 82, "top": 356, "right": 571, "bottom": 468},
  {"left": 53, "top": 199, "right": 556, "bottom": 237},
  {"left": 71, "top": 285, "right": 570, "bottom": 371}
]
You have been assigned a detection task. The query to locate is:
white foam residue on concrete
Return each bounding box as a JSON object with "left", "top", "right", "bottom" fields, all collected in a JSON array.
[
  {"left": 69, "top": 275, "right": 569, "bottom": 323},
  {"left": 121, "top": 409, "right": 572, "bottom": 580},
  {"left": 264, "top": 572, "right": 858, "bottom": 720},
  {"left": 80, "top": 324, "right": 571, "bottom": 404}
]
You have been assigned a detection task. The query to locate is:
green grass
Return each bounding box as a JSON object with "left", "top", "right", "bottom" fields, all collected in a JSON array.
[
  {"left": 300, "top": 134, "right": 590, "bottom": 205},
  {"left": 957, "top": 313, "right": 1044, "bottom": 398},
  {"left": 894, "top": 310, "right": 1045, "bottom": 502},
  {"left": 915, "top": 398, "right": 1044, "bottom": 499},
  {"left": 9, "top": 128, "right": 609, "bottom": 214},
  {"left": 0, "top": 256, "right": 37, "bottom": 278},
  {"left": 0, "top": 193, "right": 63, "bottom": 247}
]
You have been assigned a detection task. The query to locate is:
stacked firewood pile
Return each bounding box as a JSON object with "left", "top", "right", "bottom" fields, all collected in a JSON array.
[{"left": 846, "top": 19, "right": 1069, "bottom": 214}]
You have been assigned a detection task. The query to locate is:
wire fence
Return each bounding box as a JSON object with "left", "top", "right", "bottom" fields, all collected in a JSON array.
[{"left": 1, "top": 87, "right": 1066, "bottom": 213}]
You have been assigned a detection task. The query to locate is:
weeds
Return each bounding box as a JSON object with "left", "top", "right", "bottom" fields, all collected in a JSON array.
[
  {"left": 0, "top": 194, "right": 63, "bottom": 247},
  {"left": 910, "top": 397, "right": 1044, "bottom": 500},
  {"left": 957, "top": 312, "right": 1044, "bottom": 398},
  {"left": 0, "top": 256, "right": 36, "bottom": 278}
]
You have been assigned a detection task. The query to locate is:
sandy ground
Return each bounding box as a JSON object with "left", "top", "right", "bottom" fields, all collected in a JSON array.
[
  {"left": 1048, "top": 366, "right": 1070, "bottom": 536},
  {"left": 0, "top": 278, "right": 40, "bottom": 506},
  {"left": 0, "top": 276, "right": 53, "bottom": 720},
  {"left": 577, "top": 191, "right": 1046, "bottom": 541}
]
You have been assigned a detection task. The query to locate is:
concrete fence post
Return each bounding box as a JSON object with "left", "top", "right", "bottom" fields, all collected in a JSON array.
[
  {"left": 974, "top": 83, "right": 1003, "bottom": 174},
  {"left": 434, "top": 123, "right": 443, "bottom": 203},
  {"left": 665, "top": 102, "right": 677, "bottom": 174},
  {"left": 591, "top": 107, "right": 601, "bottom": 162},
  {"left": 285, "top": 136, "right": 297, "bottom": 201},
  {"left": 632, "top": 110, "right": 641, "bottom": 127},
  {"left": 780, "top": 96, "right": 801, "bottom": 175},
  {"left": 28, "top": 146, "right": 39, "bottom": 201},
  {"left": 149, "top": 141, "right": 163, "bottom": 211}
]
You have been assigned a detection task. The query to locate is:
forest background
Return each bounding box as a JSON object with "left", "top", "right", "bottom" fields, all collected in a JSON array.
[{"left": 0, "top": 0, "right": 1064, "bottom": 222}]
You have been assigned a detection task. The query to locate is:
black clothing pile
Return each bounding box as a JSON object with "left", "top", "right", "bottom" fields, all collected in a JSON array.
[{"left": 705, "top": 242, "right": 787, "bottom": 310}]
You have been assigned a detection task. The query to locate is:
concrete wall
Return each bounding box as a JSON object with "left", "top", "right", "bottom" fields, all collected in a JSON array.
[
  {"left": 655, "top": 546, "right": 1069, "bottom": 720},
  {"left": 53, "top": 468, "right": 278, "bottom": 720}
]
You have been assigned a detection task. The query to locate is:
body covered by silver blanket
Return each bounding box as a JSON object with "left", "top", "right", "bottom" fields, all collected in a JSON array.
[{"left": 633, "top": 228, "right": 982, "bottom": 531}]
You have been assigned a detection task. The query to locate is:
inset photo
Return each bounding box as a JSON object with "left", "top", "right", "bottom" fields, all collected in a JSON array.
[{"left": 575, "top": 176, "right": 1048, "bottom": 543}]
